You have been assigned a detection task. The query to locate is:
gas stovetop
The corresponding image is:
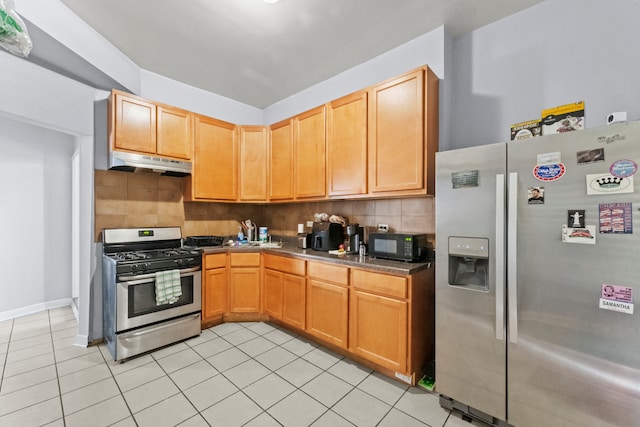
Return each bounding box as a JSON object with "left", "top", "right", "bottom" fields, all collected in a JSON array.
[
  {"left": 102, "top": 227, "right": 202, "bottom": 276},
  {"left": 107, "top": 248, "right": 200, "bottom": 262},
  {"left": 105, "top": 248, "right": 202, "bottom": 276}
]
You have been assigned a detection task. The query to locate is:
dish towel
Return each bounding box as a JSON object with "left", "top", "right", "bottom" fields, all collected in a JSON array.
[{"left": 155, "top": 270, "right": 182, "bottom": 305}]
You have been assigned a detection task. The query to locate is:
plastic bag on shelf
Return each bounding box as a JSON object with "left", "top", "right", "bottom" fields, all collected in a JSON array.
[{"left": 0, "top": 0, "right": 32, "bottom": 57}]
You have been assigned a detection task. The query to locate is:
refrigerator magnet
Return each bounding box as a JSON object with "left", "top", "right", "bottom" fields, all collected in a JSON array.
[
  {"left": 576, "top": 148, "right": 605, "bottom": 165},
  {"left": 568, "top": 210, "right": 585, "bottom": 228},
  {"left": 562, "top": 224, "right": 596, "bottom": 244},
  {"left": 533, "top": 163, "right": 566, "bottom": 181},
  {"left": 586, "top": 173, "right": 634, "bottom": 195},
  {"left": 610, "top": 159, "right": 638, "bottom": 178},
  {"left": 599, "top": 284, "right": 634, "bottom": 314},
  {"left": 537, "top": 152, "right": 561, "bottom": 166},
  {"left": 527, "top": 187, "right": 545, "bottom": 204},
  {"left": 599, "top": 202, "right": 632, "bottom": 234}
]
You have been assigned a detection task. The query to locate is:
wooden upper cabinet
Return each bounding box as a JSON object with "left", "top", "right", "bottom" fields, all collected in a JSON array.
[
  {"left": 368, "top": 66, "right": 438, "bottom": 196},
  {"left": 156, "top": 105, "right": 193, "bottom": 160},
  {"left": 327, "top": 90, "right": 368, "bottom": 197},
  {"left": 294, "top": 106, "right": 326, "bottom": 199},
  {"left": 110, "top": 90, "right": 194, "bottom": 161},
  {"left": 185, "top": 115, "right": 237, "bottom": 201},
  {"left": 111, "top": 90, "right": 157, "bottom": 155},
  {"left": 239, "top": 126, "right": 268, "bottom": 201},
  {"left": 269, "top": 119, "right": 294, "bottom": 201}
]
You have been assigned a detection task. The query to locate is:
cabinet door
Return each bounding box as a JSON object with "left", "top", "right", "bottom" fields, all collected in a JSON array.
[
  {"left": 294, "top": 106, "right": 326, "bottom": 199},
  {"left": 203, "top": 267, "right": 228, "bottom": 321},
  {"left": 306, "top": 278, "right": 348, "bottom": 348},
  {"left": 269, "top": 119, "right": 294, "bottom": 200},
  {"left": 263, "top": 268, "right": 283, "bottom": 319},
  {"left": 113, "top": 91, "right": 157, "bottom": 155},
  {"left": 229, "top": 267, "right": 261, "bottom": 313},
  {"left": 157, "top": 105, "right": 192, "bottom": 160},
  {"left": 369, "top": 68, "right": 425, "bottom": 194},
  {"left": 349, "top": 289, "right": 408, "bottom": 373},
  {"left": 239, "top": 126, "right": 268, "bottom": 201},
  {"left": 282, "top": 273, "right": 306, "bottom": 329},
  {"left": 327, "top": 90, "right": 368, "bottom": 196},
  {"left": 192, "top": 115, "right": 237, "bottom": 200}
]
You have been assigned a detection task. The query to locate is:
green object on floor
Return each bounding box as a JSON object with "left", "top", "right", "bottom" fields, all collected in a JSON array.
[{"left": 418, "top": 374, "right": 435, "bottom": 391}]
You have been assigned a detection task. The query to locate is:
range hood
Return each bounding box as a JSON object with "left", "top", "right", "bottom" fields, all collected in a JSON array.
[{"left": 108, "top": 150, "right": 191, "bottom": 177}]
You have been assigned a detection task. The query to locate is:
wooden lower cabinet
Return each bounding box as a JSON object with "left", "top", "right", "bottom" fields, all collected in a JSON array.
[
  {"left": 262, "top": 254, "right": 306, "bottom": 328},
  {"left": 263, "top": 268, "right": 283, "bottom": 319},
  {"left": 349, "top": 288, "right": 408, "bottom": 373},
  {"left": 202, "top": 251, "right": 434, "bottom": 385},
  {"left": 282, "top": 274, "right": 306, "bottom": 329},
  {"left": 202, "top": 253, "right": 228, "bottom": 326},
  {"left": 306, "top": 261, "right": 349, "bottom": 349},
  {"left": 229, "top": 253, "right": 261, "bottom": 313}
]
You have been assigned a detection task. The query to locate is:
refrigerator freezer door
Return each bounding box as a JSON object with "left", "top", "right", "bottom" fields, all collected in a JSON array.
[
  {"left": 507, "top": 122, "right": 640, "bottom": 427},
  {"left": 435, "top": 142, "right": 507, "bottom": 421}
]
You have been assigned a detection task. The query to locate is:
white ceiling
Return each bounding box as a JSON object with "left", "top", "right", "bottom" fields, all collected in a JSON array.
[{"left": 58, "top": 0, "right": 543, "bottom": 108}]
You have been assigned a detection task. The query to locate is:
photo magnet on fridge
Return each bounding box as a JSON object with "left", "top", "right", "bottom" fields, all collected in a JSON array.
[
  {"left": 528, "top": 187, "right": 545, "bottom": 204},
  {"left": 568, "top": 210, "right": 585, "bottom": 228}
]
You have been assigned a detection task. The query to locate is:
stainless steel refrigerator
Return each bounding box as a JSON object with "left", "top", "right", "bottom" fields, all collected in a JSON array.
[{"left": 435, "top": 121, "right": 640, "bottom": 427}]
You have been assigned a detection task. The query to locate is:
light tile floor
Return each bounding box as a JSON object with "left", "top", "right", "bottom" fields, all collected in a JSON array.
[{"left": 0, "top": 307, "right": 484, "bottom": 427}]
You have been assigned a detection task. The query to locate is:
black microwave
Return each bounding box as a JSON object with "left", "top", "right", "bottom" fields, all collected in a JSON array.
[{"left": 368, "top": 233, "right": 429, "bottom": 262}]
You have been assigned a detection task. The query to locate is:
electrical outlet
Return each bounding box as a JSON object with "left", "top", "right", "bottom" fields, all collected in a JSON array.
[
  {"left": 378, "top": 224, "right": 389, "bottom": 232},
  {"left": 306, "top": 221, "right": 314, "bottom": 228}
]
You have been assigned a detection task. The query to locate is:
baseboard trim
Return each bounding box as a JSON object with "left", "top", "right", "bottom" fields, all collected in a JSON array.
[{"left": 0, "top": 298, "right": 73, "bottom": 322}]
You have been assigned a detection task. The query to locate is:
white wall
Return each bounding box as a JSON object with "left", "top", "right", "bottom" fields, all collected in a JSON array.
[
  {"left": 263, "top": 27, "right": 446, "bottom": 125},
  {"left": 0, "top": 118, "right": 74, "bottom": 314},
  {"left": 0, "top": 50, "right": 96, "bottom": 345},
  {"left": 448, "top": 0, "right": 640, "bottom": 150},
  {"left": 141, "top": 70, "right": 263, "bottom": 125}
]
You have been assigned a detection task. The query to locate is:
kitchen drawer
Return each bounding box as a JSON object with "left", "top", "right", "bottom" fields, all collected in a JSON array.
[
  {"left": 230, "top": 252, "right": 261, "bottom": 267},
  {"left": 205, "top": 253, "right": 226, "bottom": 269},
  {"left": 263, "top": 254, "right": 305, "bottom": 275},
  {"left": 351, "top": 269, "right": 407, "bottom": 299},
  {"left": 308, "top": 261, "right": 348, "bottom": 286}
]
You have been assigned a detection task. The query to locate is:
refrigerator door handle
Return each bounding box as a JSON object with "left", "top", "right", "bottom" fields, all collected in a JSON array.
[
  {"left": 508, "top": 172, "right": 519, "bottom": 343},
  {"left": 495, "top": 174, "right": 505, "bottom": 341}
]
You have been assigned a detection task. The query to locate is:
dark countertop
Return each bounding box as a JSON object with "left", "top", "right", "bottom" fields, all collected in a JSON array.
[{"left": 194, "top": 237, "right": 432, "bottom": 275}]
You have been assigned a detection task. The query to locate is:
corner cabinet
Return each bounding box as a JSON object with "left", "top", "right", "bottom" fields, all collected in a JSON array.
[
  {"left": 263, "top": 254, "right": 306, "bottom": 329},
  {"left": 239, "top": 126, "right": 268, "bottom": 201},
  {"left": 368, "top": 66, "right": 439, "bottom": 196},
  {"left": 184, "top": 115, "right": 237, "bottom": 201},
  {"left": 269, "top": 119, "right": 295, "bottom": 201},
  {"left": 109, "top": 89, "right": 192, "bottom": 161}
]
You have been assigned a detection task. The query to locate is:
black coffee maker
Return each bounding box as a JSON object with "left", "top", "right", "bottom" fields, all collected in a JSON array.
[{"left": 345, "top": 224, "right": 364, "bottom": 254}]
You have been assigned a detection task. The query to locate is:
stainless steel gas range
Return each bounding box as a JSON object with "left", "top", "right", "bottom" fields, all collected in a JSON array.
[{"left": 102, "top": 227, "right": 202, "bottom": 362}]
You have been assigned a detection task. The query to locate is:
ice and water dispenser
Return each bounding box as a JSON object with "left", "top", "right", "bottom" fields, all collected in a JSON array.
[{"left": 448, "top": 237, "right": 489, "bottom": 291}]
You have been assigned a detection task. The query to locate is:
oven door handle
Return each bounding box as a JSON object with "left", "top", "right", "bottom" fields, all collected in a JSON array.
[{"left": 118, "top": 266, "right": 201, "bottom": 285}]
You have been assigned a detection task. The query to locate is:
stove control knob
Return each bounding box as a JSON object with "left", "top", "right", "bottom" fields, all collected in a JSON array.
[
  {"left": 131, "top": 264, "right": 138, "bottom": 272},
  {"left": 141, "top": 263, "right": 148, "bottom": 271},
  {"left": 175, "top": 259, "right": 184, "bottom": 267}
]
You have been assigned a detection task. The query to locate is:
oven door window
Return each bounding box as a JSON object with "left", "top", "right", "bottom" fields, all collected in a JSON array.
[{"left": 128, "top": 275, "right": 195, "bottom": 318}]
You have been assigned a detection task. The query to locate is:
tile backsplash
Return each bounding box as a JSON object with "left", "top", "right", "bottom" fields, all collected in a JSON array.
[{"left": 94, "top": 170, "right": 435, "bottom": 243}]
